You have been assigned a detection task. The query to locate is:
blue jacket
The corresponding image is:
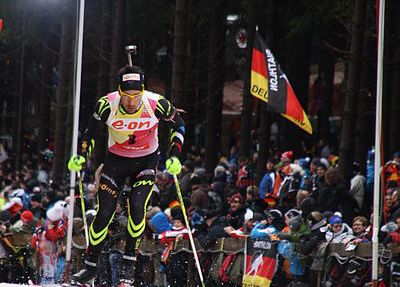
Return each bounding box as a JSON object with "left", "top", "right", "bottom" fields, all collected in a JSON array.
[
  {"left": 278, "top": 240, "right": 305, "bottom": 276},
  {"left": 250, "top": 222, "right": 278, "bottom": 239}
]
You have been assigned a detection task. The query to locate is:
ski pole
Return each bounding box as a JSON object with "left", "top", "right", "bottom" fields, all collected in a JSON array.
[
  {"left": 125, "top": 45, "right": 137, "bottom": 67},
  {"left": 172, "top": 174, "right": 205, "bottom": 287},
  {"left": 77, "top": 171, "right": 89, "bottom": 247}
]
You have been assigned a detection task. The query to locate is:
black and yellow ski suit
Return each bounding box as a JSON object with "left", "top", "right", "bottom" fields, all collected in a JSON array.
[{"left": 80, "top": 89, "right": 184, "bottom": 260}]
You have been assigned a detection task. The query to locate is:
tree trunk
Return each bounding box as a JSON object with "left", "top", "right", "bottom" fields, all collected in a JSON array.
[
  {"left": 52, "top": 0, "right": 74, "bottom": 184},
  {"left": 109, "top": 0, "right": 126, "bottom": 89},
  {"left": 98, "top": 0, "right": 113, "bottom": 96},
  {"left": 238, "top": 15, "right": 255, "bottom": 160},
  {"left": 318, "top": 48, "right": 335, "bottom": 142},
  {"left": 94, "top": 0, "right": 113, "bottom": 166},
  {"left": 38, "top": 41, "right": 52, "bottom": 152},
  {"left": 256, "top": 0, "right": 275, "bottom": 183},
  {"left": 339, "top": 0, "right": 367, "bottom": 181},
  {"left": 355, "top": 5, "right": 375, "bottom": 173},
  {"left": 204, "top": 0, "right": 226, "bottom": 174},
  {"left": 280, "top": 4, "right": 313, "bottom": 155},
  {"left": 15, "top": 3, "right": 27, "bottom": 171},
  {"left": 171, "top": 0, "right": 189, "bottom": 107}
]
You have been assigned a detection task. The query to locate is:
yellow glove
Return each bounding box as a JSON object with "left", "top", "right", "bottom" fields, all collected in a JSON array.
[
  {"left": 165, "top": 156, "right": 182, "bottom": 175},
  {"left": 68, "top": 155, "right": 86, "bottom": 172}
]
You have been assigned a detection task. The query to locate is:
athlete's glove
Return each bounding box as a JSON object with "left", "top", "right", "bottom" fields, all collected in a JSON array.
[
  {"left": 68, "top": 155, "right": 86, "bottom": 172},
  {"left": 165, "top": 156, "right": 182, "bottom": 175},
  {"left": 81, "top": 138, "right": 95, "bottom": 157}
]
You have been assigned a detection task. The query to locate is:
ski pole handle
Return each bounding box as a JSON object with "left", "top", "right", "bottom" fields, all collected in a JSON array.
[{"left": 125, "top": 45, "right": 137, "bottom": 66}]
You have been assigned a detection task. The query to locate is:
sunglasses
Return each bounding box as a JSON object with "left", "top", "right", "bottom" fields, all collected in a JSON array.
[
  {"left": 333, "top": 224, "right": 342, "bottom": 228},
  {"left": 118, "top": 85, "right": 144, "bottom": 99}
]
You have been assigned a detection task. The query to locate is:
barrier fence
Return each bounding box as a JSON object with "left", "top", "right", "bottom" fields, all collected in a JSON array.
[{"left": 2, "top": 233, "right": 400, "bottom": 286}]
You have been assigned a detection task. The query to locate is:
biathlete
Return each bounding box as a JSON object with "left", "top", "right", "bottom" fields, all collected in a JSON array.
[{"left": 68, "top": 65, "right": 185, "bottom": 285}]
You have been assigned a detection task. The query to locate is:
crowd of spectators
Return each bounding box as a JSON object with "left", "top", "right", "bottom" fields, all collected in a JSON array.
[{"left": 0, "top": 133, "right": 400, "bottom": 286}]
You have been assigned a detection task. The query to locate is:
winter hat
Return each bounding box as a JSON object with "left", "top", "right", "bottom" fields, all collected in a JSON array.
[
  {"left": 150, "top": 211, "right": 172, "bottom": 233},
  {"left": 171, "top": 207, "right": 184, "bottom": 223},
  {"left": 329, "top": 215, "right": 343, "bottom": 226},
  {"left": 30, "top": 193, "right": 43, "bottom": 203},
  {"left": 230, "top": 193, "right": 244, "bottom": 204},
  {"left": 381, "top": 222, "right": 398, "bottom": 233},
  {"left": 32, "top": 186, "right": 41, "bottom": 193},
  {"left": 20, "top": 210, "right": 33, "bottom": 223},
  {"left": 298, "top": 157, "right": 310, "bottom": 170},
  {"left": 281, "top": 151, "right": 294, "bottom": 162},
  {"left": 320, "top": 158, "right": 330, "bottom": 169},
  {"left": 288, "top": 215, "right": 303, "bottom": 232},
  {"left": 244, "top": 208, "right": 254, "bottom": 222},
  {"left": 268, "top": 209, "right": 283, "bottom": 220},
  {"left": 118, "top": 65, "right": 145, "bottom": 92},
  {"left": 46, "top": 200, "right": 68, "bottom": 222},
  {"left": 284, "top": 208, "right": 302, "bottom": 219},
  {"left": 3, "top": 197, "right": 23, "bottom": 214},
  {"left": 214, "top": 165, "right": 226, "bottom": 177}
]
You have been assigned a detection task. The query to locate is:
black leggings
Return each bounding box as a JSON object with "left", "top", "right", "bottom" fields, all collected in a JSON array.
[{"left": 88, "top": 151, "right": 158, "bottom": 257}]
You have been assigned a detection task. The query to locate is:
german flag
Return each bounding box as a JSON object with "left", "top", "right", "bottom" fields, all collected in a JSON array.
[
  {"left": 250, "top": 32, "right": 312, "bottom": 134},
  {"left": 242, "top": 238, "right": 278, "bottom": 287}
]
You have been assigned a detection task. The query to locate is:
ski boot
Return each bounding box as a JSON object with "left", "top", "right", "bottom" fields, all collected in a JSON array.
[
  {"left": 70, "top": 259, "right": 97, "bottom": 285},
  {"left": 119, "top": 255, "right": 137, "bottom": 286}
]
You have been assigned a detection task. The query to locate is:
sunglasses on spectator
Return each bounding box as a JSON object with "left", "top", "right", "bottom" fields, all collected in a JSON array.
[{"left": 332, "top": 224, "right": 342, "bottom": 228}]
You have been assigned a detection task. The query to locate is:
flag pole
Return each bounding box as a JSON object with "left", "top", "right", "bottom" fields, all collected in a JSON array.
[
  {"left": 65, "top": 0, "right": 85, "bottom": 281},
  {"left": 372, "top": 0, "right": 385, "bottom": 285}
]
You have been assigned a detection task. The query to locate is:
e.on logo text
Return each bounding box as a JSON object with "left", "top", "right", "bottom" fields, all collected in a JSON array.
[{"left": 111, "top": 120, "right": 151, "bottom": 131}]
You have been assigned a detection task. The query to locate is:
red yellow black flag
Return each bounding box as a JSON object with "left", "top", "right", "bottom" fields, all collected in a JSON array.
[{"left": 250, "top": 32, "right": 313, "bottom": 134}]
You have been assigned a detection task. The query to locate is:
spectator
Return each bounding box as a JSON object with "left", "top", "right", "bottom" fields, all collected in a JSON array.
[
  {"left": 30, "top": 193, "right": 45, "bottom": 220},
  {"left": 351, "top": 216, "right": 370, "bottom": 243},
  {"left": 32, "top": 201, "right": 68, "bottom": 285},
  {"left": 259, "top": 158, "right": 277, "bottom": 199},
  {"left": 250, "top": 210, "right": 282, "bottom": 240},
  {"left": 325, "top": 214, "right": 353, "bottom": 243},
  {"left": 226, "top": 193, "right": 246, "bottom": 229},
  {"left": 318, "top": 169, "right": 359, "bottom": 224},
  {"left": 246, "top": 185, "right": 266, "bottom": 214},
  {"left": 159, "top": 207, "right": 189, "bottom": 286},
  {"left": 350, "top": 161, "right": 366, "bottom": 210},
  {"left": 9, "top": 210, "right": 38, "bottom": 234}
]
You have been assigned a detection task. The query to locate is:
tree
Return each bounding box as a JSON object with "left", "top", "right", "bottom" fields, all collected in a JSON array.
[
  {"left": 204, "top": 0, "right": 226, "bottom": 174},
  {"left": 109, "top": 0, "right": 127, "bottom": 89},
  {"left": 171, "top": 0, "right": 189, "bottom": 107},
  {"left": 339, "top": 0, "right": 367, "bottom": 181},
  {"left": 256, "top": 0, "right": 275, "bottom": 183},
  {"left": 52, "top": 0, "right": 74, "bottom": 184}
]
